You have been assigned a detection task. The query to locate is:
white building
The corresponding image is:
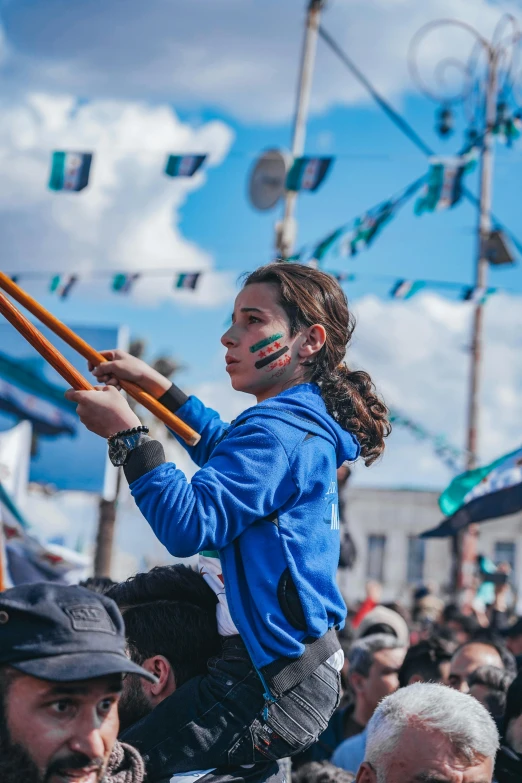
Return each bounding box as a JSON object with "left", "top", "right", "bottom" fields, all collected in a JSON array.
[{"left": 338, "top": 487, "right": 522, "bottom": 605}]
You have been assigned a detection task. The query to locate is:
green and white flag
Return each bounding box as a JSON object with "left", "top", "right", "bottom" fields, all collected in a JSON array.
[
  {"left": 390, "top": 280, "right": 425, "bottom": 300},
  {"left": 349, "top": 201, "right": 395, "bottom": 256},
  {"left": 165, "top": 155, "right": 207, "bottom": 178},
  {"left": 175, "top": 272, "right": 200, "bottom": 290},
  {"left": 462, "top": 286, "right": 496, "bottom": 304},
  {"left": 286, "top": 157, "right": 333, "bottom": 192},
  {"left": 49, "top": 152, "right": 93, "bottom": 192},
  {"left": 111, "top": 273, "right": 140, "bottom": 294},
  {"left": 311, "top": 227, "right": 346, "bottom": 264},
  {"left": 422, "top": 446, "right": 522, "bottom": 538},
  {"left": 414, "top": 159, "right": 465, "bottom": 215},
  {"left": 493, "top": 116, "right": 521, "bottom": 147}
]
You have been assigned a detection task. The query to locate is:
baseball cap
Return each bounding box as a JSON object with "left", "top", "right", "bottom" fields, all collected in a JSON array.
[
  {"left": 0, "top": 582, "right": 156, "bottom": 683},
  {"left": 357, "top": 605, "right": 410, "bottom": 648},
  {"left": 500, "top": 618, "right": 522, "bottom": 639}
]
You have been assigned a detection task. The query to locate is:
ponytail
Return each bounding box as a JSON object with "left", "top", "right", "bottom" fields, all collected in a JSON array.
[
  {"left": 242, "top": 263, "right": 391, "bottom": 465},
  {"left": 318, "top": 364, "right": 390, "bottom": 466}
]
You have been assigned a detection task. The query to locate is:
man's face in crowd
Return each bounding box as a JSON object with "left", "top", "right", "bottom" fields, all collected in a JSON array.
[
  {"left": 357, "top": 647, "right": 406, "bottom": 712},
  {"left": 357, "top": 726, "right": 494, "bottom": 783},
  {"left": 448, "top": 644, "right": 503, "bottom": 692},
  {"left": 0, "top": 669, "right": 122, "bottom": 783}
]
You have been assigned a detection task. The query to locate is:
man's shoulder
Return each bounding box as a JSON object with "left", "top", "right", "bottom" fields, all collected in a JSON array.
[{"left": 331, "top": 729, "right": 367, "bottom": 768}]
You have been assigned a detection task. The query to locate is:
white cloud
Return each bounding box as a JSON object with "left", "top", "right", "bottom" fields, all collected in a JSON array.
[
  {"left": 0, "top": 0, "right": 517, "bottom": 123},
  {"left": 348, "top": 291, "right": 522, "bottom": 487},
  {"left": 0, "top": 92, "right": 235, "bottom": 305}
]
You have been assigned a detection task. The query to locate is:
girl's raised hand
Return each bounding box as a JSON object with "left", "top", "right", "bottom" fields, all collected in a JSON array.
[
  {"left": 65, "top": 385, "right": 141, "bottom": 438},
  {"left": 89, "top": 350, "right": 172, "bottom": 398}
]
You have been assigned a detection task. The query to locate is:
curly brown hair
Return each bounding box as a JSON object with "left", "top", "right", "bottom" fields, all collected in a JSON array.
[{"left": 242, "top": 263, "right": 390, "bottom": 465}]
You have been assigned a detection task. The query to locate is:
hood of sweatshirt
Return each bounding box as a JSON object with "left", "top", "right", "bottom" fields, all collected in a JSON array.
[{"left": 234, "top": 383, "right": 360, "bottom": 467}]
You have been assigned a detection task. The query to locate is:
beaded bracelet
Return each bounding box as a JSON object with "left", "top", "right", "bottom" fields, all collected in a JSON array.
[{"left": 107, "top": 425, "right": 149, "bottom": 442}]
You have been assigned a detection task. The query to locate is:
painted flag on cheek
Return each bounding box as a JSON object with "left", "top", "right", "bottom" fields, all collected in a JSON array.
[{"left": 249, "top": 334, "right": 291, "bottom": 371}]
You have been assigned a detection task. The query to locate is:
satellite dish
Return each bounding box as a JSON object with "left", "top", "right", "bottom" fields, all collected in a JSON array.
[{"left": 248, "top": 149, "right": 291, "bottom": 211}]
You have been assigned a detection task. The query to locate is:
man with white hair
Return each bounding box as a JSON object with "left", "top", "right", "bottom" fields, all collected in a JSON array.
[{"left": 355, "top": 683, "right": 499, "bottom": 783}]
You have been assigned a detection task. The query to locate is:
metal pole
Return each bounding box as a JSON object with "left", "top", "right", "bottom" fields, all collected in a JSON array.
[
  {"left": 276, "top": 0, "right": 325, "bottom": 258},
  {"left": 93, "top": 468, "right": 122, "bottom": 578},
  {"left": 456, "top": 49, "right": 497, "bottom": 591}
]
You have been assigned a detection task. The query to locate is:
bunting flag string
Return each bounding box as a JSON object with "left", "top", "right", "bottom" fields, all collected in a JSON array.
[
  {"left": 47, "top": 151, "right": 209, "bottom": 193},
  {"left": 291, "top": 174, "right": 427, "bottom": 266},
  {"left": 5, "top": 266, "right": 508, "bottom": 305},
  {"left": 388, "top": 409, "right": 466, "bottom": 473},
  {"left": 414, "top": 147, "right": 479, "bottom": 217}
]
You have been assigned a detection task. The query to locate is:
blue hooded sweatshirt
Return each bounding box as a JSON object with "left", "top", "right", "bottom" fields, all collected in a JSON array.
[{"left": 126, "top": 383, "right": 360, "bottom": 671}]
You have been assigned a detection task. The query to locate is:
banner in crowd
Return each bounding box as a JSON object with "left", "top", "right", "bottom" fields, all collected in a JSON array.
[
  {"left": 49, "top": 152, "right": 93, "bottom": 192},
  {"left": 165, "top": 154, "right": 207, "bottom": 178},
  {"left": 422, "top": 445, "right": 522, "bottom": 537},
  {"left": 286, "top": 156, "right": 333, "bottom": 192}
]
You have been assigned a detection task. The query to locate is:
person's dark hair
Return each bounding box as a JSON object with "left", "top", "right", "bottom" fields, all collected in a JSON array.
[
  {"left": 107, "top": 565, "right": 220, "bottom": 688},
  {"left": 242, "top": 263, "right": 390, "bottom": 465},
  {"left": 292, "top": 761, "right": 355, "bottom": 783},
  {"left": 79, "top": 576, "right": 116, "bottom": 595},
  {"left": 444, "top": 610, "right": 481, "bottom": 638},
  {"left": 461, "top": 633, "right": 518, "bottom": 677},
  {"left": 468, "top": 665, "right": 514, "bottom": 720},
  {"left": 398, "top": 636, "right": 455, "bottom": 688},
  {"left": 504, "top": 671, "right": 522, "bottom": 734},
  {"left": 107, "top": 564, "right": 217, "bottom": 613}
]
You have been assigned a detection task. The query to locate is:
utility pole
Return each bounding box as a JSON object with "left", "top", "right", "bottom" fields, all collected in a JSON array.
[
  {"left": 456, "top": 53, "right": 498, "bottom": 591},
  {"left": 276, "top": 0, "right": 326, "bottom": 258},
  {"left": 409, "top": 16, "right": 521, "bottom": 592}
]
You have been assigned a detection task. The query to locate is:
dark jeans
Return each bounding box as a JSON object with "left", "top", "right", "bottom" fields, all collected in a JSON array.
[{"left": 121, "top": 635, "right": 341, "bottom": 777}]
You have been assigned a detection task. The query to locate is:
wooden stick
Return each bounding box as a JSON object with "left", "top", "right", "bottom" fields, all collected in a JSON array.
[
  {"left": 0, "top": 273, "right": 200, "bottom": 446},
  {"left": 0, "top": 291, "right": 95, "bottom": 391}
]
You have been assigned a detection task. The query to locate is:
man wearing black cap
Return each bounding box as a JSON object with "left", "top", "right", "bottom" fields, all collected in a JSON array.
[{"left": 0, "top": 582, "right": 155, "bottom": 783}]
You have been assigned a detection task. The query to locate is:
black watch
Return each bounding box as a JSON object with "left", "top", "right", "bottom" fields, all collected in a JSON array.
[{"left": 108, "top": 426, "right": 150, "bottom": 467}]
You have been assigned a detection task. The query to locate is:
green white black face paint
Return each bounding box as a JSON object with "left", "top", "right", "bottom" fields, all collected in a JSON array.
[{"left": 250, "top": 333, "right": 290, "bottom": 371}]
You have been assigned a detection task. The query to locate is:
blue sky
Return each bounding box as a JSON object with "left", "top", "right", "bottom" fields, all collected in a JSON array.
[{"left": 0, "top": 0, "right": 521, "bottom": 502}]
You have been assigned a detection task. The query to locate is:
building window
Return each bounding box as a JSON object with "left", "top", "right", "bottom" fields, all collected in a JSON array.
[
  {"left": 367, "top": 535, "right": 386, "bottom": 582},
  {"left": 407, "top": 536, "right": 425, "bottom": 584},
  {"left": 494, "top": 541, "right": 516, "bottom": 575}
]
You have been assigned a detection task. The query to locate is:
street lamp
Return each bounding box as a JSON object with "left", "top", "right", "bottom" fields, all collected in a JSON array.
[{"left": 409, "top": 15, "right": 522, "bottom": 590}]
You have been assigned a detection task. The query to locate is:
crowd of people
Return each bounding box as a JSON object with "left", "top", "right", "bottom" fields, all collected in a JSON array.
[
  {"left": 2, "top": 262, "right": 518, "bottom": 783},
  {"left": 1, "top": 567, "right": 522, "bottom": 783}
]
